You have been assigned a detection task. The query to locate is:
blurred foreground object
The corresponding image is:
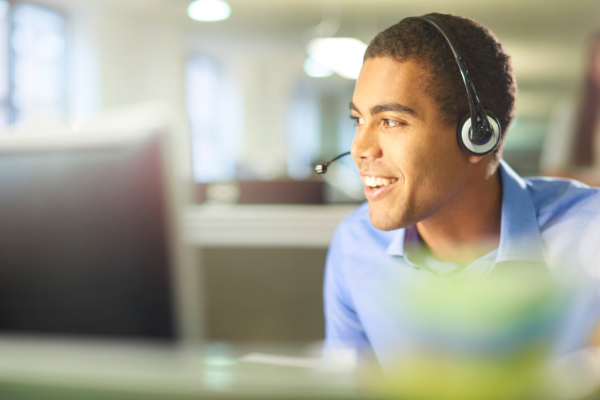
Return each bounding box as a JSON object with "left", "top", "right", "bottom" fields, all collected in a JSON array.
[
  {"left": 364, "top": 261, "right": 588, "bottom": 400},
  {"left": 0, "top": 102, "right": 203, "bottom": 342},
  {"left": 0, "top": 102, "right": 361, "bottom": 399},
  {"left": 0, "top": 336, "right": 359, "bottom": 400}
]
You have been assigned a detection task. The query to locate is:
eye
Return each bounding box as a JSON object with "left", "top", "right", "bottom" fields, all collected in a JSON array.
[
  {"left": 383, "top": 119, "right": 406, "bottom": 128},
  {"left": 350, "top": 115, "right": 364, "bottom": 126}
]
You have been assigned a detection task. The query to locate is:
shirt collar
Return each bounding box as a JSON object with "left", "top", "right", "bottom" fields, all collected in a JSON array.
[
  {"left": 386, "top": 224, "right": 423, "bottom": 266},
  {"left": 386, "top": 160, "right": 545, "bottom": 264},
  {"left": 386, "top": 226, "right": 407, "bottom": 257},
  {"left": 495, "top": 160, "right": 545, "bottom": 263}
]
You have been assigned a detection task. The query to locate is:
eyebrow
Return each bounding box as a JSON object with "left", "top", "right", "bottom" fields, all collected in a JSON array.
[{"left": 350, "top": 101, "right": 419, "bottom": 119}]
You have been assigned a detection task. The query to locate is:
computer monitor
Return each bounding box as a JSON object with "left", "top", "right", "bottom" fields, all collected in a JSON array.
[{"left": 0, "top": 105, "right": 200, "bottom": 341}]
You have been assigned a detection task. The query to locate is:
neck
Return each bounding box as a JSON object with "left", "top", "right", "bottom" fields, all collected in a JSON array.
[{"left": 416, "top": 168, "right": 502, "bottom": 266}]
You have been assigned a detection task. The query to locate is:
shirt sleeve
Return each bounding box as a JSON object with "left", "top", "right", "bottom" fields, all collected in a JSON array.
[{"left": 323, "top": 226, "right": 371, "bottom": 355}]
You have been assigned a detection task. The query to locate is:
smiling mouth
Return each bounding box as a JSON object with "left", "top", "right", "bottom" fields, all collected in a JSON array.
[
  {"left": 362, "top": 176, "right": 398, "bottom": 189},
  {"left": 361, "top": 175, "right": 398, "bottom": 200}
]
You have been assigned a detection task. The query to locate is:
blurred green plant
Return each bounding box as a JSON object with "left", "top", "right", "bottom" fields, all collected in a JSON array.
[{"left": 373, "top": 261, "right": 573, "bottom": 400}]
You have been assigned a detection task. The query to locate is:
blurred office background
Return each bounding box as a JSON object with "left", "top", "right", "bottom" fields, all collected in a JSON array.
[{"left": 2, "top": 0, "right": 598, "bottom": 343}]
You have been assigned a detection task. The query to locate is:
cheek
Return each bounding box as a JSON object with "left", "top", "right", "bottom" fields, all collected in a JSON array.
[
  {"left": 380, "top": 130, "right": 443, "bottom": 179},
  {"left": 424, "top": 144, "right": 469, "bottom": 202},
  {"left": 420, "top": 122, "right": 464, "bottom": 167},
  {"left": 381, "top": 127, "right": 464, "bottom": 193}
]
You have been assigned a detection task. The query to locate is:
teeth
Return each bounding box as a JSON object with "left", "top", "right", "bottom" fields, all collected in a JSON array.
[{"left": 363, "top": 176, "right": 396, "bottom": 188}]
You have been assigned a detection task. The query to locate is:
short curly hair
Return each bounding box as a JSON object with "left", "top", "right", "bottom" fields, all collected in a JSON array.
[{"left": 364, "top": 13, "right": 516, "bottom": 161}]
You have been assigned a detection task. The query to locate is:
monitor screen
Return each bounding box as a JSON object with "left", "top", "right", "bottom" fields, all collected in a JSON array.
[{"left": 0, "top": 127, "right": 176, "bottom": 340}]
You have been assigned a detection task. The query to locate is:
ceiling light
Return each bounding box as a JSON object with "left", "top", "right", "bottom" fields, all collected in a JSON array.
[
  {"left": 303, "top": 57, "right": 333, "bottom": 78},
  {"left": 307, "top": 37, "right": 367, "bottom": 80},
  {"left": 188, "top": 0, "right": 231, "bottom": 22}
]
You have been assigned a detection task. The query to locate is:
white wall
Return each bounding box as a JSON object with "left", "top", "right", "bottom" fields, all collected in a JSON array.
[
  {"left": 65, "top": 5, "right": 192, "bottom": 178},
  {"left": 65, "top": 4, "right": 319, "bottom": 182},
  {"left": 187, "top": 34, "right": 308, "bottom": 180}
]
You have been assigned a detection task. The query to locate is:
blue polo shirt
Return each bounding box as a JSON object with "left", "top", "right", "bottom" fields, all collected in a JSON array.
[{"left": 323, "top": 161, "right": 600, "bottom": 367}]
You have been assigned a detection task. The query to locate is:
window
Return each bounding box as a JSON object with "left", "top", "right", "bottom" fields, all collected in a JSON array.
[
  {"left": 11, "top": 3, "right": 66, "bottom": 127},
  {"left": 186, "top": 55, "right": 241, "bottom": 183},
  {"left": 0, "top": 2, "right": 67, "bottom": 130},
  {"left": 287, "top": 83, "right": 320, "bottom": 180},
  {"left": 0, "top": 1, "right": 9, "bottom": 127}
]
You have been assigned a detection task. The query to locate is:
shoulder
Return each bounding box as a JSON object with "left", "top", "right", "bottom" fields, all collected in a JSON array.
[
  {"left": 525, "top": 177, "right": 600, "bottom": 275},
  {"left": 524, "top": 177, "right": 600, "bottom": 229}
]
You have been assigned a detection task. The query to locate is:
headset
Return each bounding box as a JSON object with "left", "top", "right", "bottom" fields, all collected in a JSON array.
[{"left": 315, "top": 14, "right": 501, "bottom": 174}]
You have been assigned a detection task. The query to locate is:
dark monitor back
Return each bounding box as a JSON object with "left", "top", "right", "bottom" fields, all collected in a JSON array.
[{"left": 0, "top": 135, "right": 175, "bottom": 339}]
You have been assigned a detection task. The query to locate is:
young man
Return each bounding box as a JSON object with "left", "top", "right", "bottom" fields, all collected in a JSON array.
[{"left": 323, "top": 13, "right": 600, "bottom": 369}]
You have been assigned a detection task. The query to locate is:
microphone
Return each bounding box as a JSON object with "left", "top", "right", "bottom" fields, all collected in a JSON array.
[{"left": 315, "top": 151, "right": 351, "bottom": 174}]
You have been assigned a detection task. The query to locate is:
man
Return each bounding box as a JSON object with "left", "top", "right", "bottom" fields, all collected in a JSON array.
[{"left": 323, "top": 13, "right": 600, "bottom": 371}]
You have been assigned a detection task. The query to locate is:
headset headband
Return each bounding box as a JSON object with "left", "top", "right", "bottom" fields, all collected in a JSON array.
[{"left": 403, "top": 15, "right": 493, "bottom": 145}]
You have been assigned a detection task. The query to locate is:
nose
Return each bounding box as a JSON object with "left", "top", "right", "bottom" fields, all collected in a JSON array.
[{"left": 350, "top": 124, "right": 382, "bottom": 164}]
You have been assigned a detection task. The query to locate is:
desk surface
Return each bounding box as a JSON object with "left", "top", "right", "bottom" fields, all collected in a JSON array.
[{"left": 0, "top": 335, "right": 360, "bottom": 400}]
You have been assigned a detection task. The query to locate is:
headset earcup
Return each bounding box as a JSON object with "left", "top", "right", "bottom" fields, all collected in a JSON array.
[
  {"left": 456, "top": 113, "right": 472, "bottom": 153},
  {"left": 456, "top": 111, "right": 502, "bottom": 156}
]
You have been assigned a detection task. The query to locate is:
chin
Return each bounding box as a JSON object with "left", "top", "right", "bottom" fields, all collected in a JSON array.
[{"left": 368, "top": 206, "right": 408, "bottom": 231}]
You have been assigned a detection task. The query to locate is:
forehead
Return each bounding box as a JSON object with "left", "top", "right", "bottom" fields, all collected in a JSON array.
[{"left": 352, "top": 57, "right": 432, "bottom": 114}]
